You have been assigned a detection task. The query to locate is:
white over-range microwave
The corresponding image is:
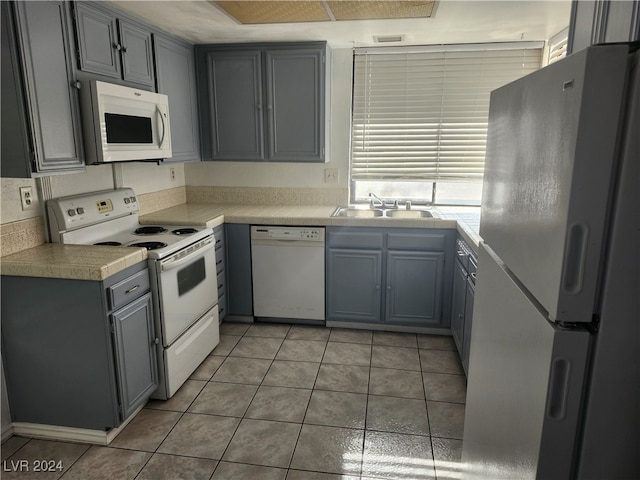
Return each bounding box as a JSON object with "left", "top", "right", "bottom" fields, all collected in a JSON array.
[{"left": 80, "top": 80, "right": 172, "bottom": 163}]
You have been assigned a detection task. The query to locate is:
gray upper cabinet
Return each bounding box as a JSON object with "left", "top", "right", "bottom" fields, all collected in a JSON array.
[
  {"left": 74, "top": 2, "right": 155, "bottom": 88},
  {"left": 568, "top": 0, "right": 640, "bottom": 54},
  {"left": 201, "top": 49, "right": 264, "bottom": 161},
  {"left": 154, "top": 34, "right": 200, "bottom": 163},
  {"left": 1, "top": 1, "right": 85, "bottom": 177},
  {"left": 264, "top": 47, "right": 325, "bottom": 162},
  {"left": 196, "top": 42, "right": 326, "bottom": 162}
]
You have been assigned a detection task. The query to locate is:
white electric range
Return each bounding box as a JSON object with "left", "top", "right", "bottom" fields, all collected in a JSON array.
[{"left": 47, "top": 188, "right": 220, "bottom": 399}]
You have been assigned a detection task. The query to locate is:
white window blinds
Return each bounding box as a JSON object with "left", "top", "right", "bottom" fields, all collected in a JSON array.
[{"left": 351, "top": 44, "right": 542, "bottom": 181}]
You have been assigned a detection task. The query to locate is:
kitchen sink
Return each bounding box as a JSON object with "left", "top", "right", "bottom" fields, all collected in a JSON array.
[
  {"left": 385, "top": 209, "right": 433, "bottom": 218},
  {"left": 332, "top": 207, "right": 384, "bottom": 218},
  {"left": 331, "top": 207, "right": 433, "bottom": 219}
]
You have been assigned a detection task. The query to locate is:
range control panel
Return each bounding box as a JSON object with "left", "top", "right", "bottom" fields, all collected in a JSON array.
[{"left": 47, "top": 188, "right": 139, "bottom": 234}]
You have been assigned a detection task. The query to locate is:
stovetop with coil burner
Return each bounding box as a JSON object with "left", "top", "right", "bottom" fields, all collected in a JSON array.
[{"left": 47, "top": 188, "right": 213, "bottom": 260}]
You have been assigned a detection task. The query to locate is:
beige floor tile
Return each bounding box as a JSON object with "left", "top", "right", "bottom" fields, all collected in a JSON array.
[
  {"left": 211, "top": 356, "right": 272, "bottom": 385},
  {"left": 188, "top": 382, "right": 258, "bottom": 417},
  {"left": 222, "top": 419, "right": 301, "bottom": 468},
  {"left": 432, "top": 437, "right": 464, "bottom": 479},
  {"left": 1, "top": 436, "right": 30, "bottom": 462},
  {"left": 262, "top": 360, "right": 320, "bottom": 389},
  {"left": 2, "top": 439, "right": 89, "bottom": 480},
  {"left": 328, "top": 328, "right": 373, "bottom": 344},
  {"left": 212, "top": 461, "right": 287, "bottom": 480},
  {"left": 322, "top": 342, "right": 371, "bottom": 366},
  {"left": 371, "top": 345, "right": 421, "bottom": 371},
  {"left": 361, "top": 431, "right": 434, "bottom": 479},
  {"left": 315, "top": 364, "right": 370, "bottom": 394},
  {"left": 136, "top": 453, "right": 217, "bottom": 480},
  {"left": 287, "top": 471, "right": 359, "bottom": 480},
  {"left": 419, "top": 350, "right": 465, "bottom": 375},
  {"left": 287, "top": 325, "right": 331, "bottom": 341},
  {"left": 230, "top": 336, "right": 284, "bottom": 359},
  {"left": 110, "top": 409, "right": 181, "bottom": 452},
  {"left": 423, "top": 372, "right": 467, "bottom": 403},
  {"left": 212, "top": 334, "right": 242, "bottom": 356},
  {"left": 304, "top": 390, "right": 367, "bottom": 429},
  {"left": 290, "top": 424, "right": 364, "bottom": 476},
  {"left": 157, "top": 413, "right": 240, "bottom": 460},
  {"left": 244, "top": 323, "right": 291, "bottom": 338},
  {"left": 61, "top": 446, "right": 150, "bottom": 480},
  {"left": 369, "top": 367, "right": 425, "bottom": 399},
  {"left": 245, "top": 385, "right": 312, "bottom": 423},
  {"left": 189, "top": 355, "right": 225, "bottom": 381},
  {"left": 146, "top": 379, "right": 206, "bottom": 412},
  {"left": 275, "top": 339, "right": 327, "bottom": 362},
  {"left": 366, "top": 395, "right": 429, "bottom": 435},
  {"left": 417, "top": 334, "right": 457, "bottom": 351},
  {"left": 373, "top": 331, "right": 418, "bottom": 348},
  {"left": 427, "top": 401, "right": 466, "bottom": 440},
  {"left": 219, "top": 322, "right": 251, "bottom": 336}
]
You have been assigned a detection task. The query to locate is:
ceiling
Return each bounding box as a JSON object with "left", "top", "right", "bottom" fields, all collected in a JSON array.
[{"left": 108, "top": 0, "right": 571, "bottom": 48}]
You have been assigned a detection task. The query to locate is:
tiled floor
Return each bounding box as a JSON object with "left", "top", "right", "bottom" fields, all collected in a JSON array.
[{"left": 1, "top": 323, "right": 467, "bottom": 480}]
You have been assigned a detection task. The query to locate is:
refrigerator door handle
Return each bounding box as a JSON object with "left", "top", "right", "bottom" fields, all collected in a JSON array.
[
  {"left": 561, "top": 222, "right": 589, "bottom": 294},
  {"left": 547, "top": 357, "right": 571, "bottom": 420}
]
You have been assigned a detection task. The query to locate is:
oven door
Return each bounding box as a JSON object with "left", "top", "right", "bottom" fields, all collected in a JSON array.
[{"left": 156, "top": 236, "right": 217, "bottom": 346}]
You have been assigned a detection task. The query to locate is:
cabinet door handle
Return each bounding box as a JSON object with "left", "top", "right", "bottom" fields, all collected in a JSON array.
[
  {"left": 470, "top": 273, "right": 477, "bottom": 280},
  {"left": 153, "top": 338, "right": 159, "bottom": 345},
  {"left": 125, "top": 284, "right": 140, "bottom": 294},
  {"left": 113, "top": 43, "right": 122, "bottom": 51},
  {"left": 121, "top": 46, "right": 127, "bottom": 53},
  {"left": 72, "top": 81, "right": 81, "bottom": 90}
]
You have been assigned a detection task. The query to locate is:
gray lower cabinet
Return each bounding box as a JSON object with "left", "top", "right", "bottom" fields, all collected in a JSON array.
[
  {"left": 154, "top": 33, "right": 200, "bottom": 163},
  {"left": 196, "top": 42, "right": 326, "bottom": 163},
  {"left": 225, "top": 224, "right": 254, "bottom": 319},
  {"left": 213, "top": 225, "right": 227, "bottom": 321},
  {"left": 1, "top": 1, "right": 85, "bottom": 177},
  {"left": 73, "top": 2, "right": 155, "bottom": 88},
  {"left": 326, "top": 227, "right": 453, "bottom": 329},
  {"left": 450, "top": 236, "right": 477, "bottom": 375},
  {"left": 1, "top": 263, "right": 158, "bottom": 430}
]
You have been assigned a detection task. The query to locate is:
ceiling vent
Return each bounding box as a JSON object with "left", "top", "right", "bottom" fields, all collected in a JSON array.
[{"left": 374, "top": 35, "right": 405, "bottom": 43}]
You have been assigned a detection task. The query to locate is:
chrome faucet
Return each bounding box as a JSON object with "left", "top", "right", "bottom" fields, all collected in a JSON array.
[
  {"left": 369, "top": 192, "right": 385, "bottom": 209},
  {"left": 369, "top": 193, "right": 399, "bottom": 210}
]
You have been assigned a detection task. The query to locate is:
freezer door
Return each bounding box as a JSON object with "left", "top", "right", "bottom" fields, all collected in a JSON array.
[
  {"left": 462, "top": 244, "right": 590, "bottom": 480},
  {"left": 480, "top": 45, "right": 629, "bottom": 323}
]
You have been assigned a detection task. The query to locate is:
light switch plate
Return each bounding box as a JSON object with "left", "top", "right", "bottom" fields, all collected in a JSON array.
[{"left": 324, "top": 168, "right": 339, "bottom": 184}]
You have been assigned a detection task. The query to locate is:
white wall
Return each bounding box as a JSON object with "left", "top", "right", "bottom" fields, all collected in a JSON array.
[{"left": 185, "top": 48, "right": 353, "bottom": 189}]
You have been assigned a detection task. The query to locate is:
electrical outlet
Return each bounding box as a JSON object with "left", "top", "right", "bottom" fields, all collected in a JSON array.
[
  {"left": 170, "top": 167, "right": 176, "bottom": 182},
  {"left": 324, "top": 168, "right": 339, "bottom": 184},
  {"left": 19, "top": 186, "right": 34, "bottom": 211}
]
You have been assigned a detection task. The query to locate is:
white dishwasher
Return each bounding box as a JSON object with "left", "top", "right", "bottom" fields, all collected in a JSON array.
[{"left": 251, "top": 226, "right": 325, "bottom": 323}]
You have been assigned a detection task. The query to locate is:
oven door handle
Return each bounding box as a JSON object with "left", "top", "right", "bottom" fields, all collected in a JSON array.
[{"left": 161, "top": 241, "right": 215, "bottom": 272}]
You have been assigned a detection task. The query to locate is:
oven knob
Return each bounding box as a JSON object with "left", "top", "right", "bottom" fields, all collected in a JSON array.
[
  {"left": 124, "top": 198, "right": 130, "bottom": 204},
  {"left": 76, "top": 207, "right": 84, "bottom": 215},
  {"left": 67, "top": 209, "right": 76, "bottom": 217},
  {"left": 130, "top": 196, "right": 136, "bottom": 203}
]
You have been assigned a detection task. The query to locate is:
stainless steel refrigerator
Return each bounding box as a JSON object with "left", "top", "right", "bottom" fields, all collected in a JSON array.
[{"left": 462, "top": 44, "right": 639, "bottom": 479}]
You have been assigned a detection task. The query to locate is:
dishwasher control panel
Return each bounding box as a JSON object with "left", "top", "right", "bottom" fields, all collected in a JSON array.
[{"left": 251, "top": 226, "right": 325, "bottom": 243}]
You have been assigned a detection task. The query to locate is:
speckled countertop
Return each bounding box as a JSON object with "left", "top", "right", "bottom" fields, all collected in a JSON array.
[
  {"left": 139, "top": 203, "right": 481, "bottom": 251},
  {"left": 0, "top": 244, "right": 147, "bottom": 281}
]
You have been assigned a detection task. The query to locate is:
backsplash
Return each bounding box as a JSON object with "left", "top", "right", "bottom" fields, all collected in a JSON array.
[
  {"left": 187, "top": 186, "right": 348, "bottom": 206},
  {"left": 137, "top": 186, "right": 187, "bottom": 215},
  {"left": 0, "top": 216, "right": 46, "bottom": 257}
]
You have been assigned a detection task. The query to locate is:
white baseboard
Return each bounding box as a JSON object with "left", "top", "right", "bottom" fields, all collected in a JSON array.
[{"left": 7, "top": 404, "right": 144, "bottom": 445}]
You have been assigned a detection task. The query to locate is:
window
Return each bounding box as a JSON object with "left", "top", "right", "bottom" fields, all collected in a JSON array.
[
  {"left": 350, "top": 43, "right": 543, "bottom": 206},
  {"left": 547, "top": 28, "right": 569, "bottom": 65}
]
